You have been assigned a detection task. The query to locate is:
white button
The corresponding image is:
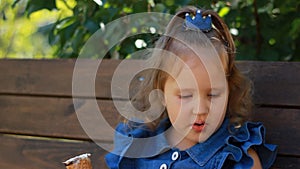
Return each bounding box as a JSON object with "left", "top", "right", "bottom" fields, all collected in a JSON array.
[
  {"left": 172, "top": 151, "right": 179, "bottom": 161},
  {"left": 159, "top": 163, "right": 167, "bottom": 169}
]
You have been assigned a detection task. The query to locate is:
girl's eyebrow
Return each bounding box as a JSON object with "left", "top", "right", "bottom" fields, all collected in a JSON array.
[
  {"left": 210, "top": 87, "right": 223, "bottom": 91},
  {"left": 175, "top": 87, "right": 224, "bottom": 92},
  {"left": 174, "top": 88, "right": 195, "bottom": 93}
]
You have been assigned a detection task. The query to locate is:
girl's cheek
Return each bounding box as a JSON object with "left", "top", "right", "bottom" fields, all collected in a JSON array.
[{"left": 179, "top": 101, "right": 194, "bottom": 114}]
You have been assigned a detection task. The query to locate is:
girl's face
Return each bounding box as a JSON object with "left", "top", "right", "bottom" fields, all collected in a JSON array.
[{"left": 163, "top": 50, "right": 229, "bottom": 150}]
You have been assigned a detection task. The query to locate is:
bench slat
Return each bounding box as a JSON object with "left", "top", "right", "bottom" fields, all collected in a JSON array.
[
  {"left": 272, "top": 156, "right": 300, "bottom": 169},
  {"left": 0, "top": 59, "right": 299, "bottom": 106},
  {"left": 0, "top": 95, "right": 299, "bottom": 157},
  {"left": 0, "top": 134, "right": 109, "bottom": 169},
  {"left": 0, "top": 95, "right": 119, "bottom": 141},
  {"left": 253, "top": 107, "right": 300, "bottom": 156},
  {"left": 237, "top": 61, "right": 300, "bottom": 107},
  {"left": 0, "top": 59, "right": 120, "bottom": 98}
]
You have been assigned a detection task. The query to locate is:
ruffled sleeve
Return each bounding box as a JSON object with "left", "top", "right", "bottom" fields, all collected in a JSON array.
[{"left": 223, "top": 121, "right": 277, "bottom": 169}]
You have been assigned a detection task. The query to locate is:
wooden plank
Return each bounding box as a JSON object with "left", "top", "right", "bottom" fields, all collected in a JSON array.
[
  {"left": 271, "top": 156, "right": 300, "bottom": 169},
  {"left": 0, "top": 59, "right": 74, "bottom": 96},
  {"left": 0, "top": 134, "right": 110, "bottom": 169},
  {"left": 0, "top": 59, "right": 123, "bottom": 98},
  {"left": 237, "top": 61, "right": 300, "bottom": 107},
  {"left": 1, "top": 95, "right": 299, "bottom": 156},
  {"left": 253, "top": 107, "right": 300, "bottom": 156},
  {"left": 0, "top": 95, "right": 120, "bottom": 141},
  {"left": 0, "top": 59, "right": 144, "bottom": 99},
  {"left": 0, "top": 59, "right": 299, "bottom": 106}
]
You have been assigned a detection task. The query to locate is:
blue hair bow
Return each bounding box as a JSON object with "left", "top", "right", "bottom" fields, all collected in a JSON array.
[{"left": 184, "top": 10, "right": 212, "bottom": 32}]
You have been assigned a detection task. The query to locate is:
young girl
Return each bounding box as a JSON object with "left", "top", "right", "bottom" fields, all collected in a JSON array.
[{"left": 105, "top": 6, "right": 277, "bottom": 169}]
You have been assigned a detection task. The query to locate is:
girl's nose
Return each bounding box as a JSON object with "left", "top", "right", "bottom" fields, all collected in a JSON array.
[{"left": 192, "top": 97, "right": 209, "bottom": 115}]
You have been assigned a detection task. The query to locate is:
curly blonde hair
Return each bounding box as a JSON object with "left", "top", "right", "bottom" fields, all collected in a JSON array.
[{"left": 129, "top": 6, "right": 253, "bottom": 130}]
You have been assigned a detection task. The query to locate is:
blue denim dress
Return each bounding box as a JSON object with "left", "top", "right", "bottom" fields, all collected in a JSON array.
[{"left": 105, "top": 118, "right": 277, "bottom": 169}]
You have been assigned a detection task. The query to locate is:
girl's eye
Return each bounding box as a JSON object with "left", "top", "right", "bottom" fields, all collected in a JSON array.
[
  {"left": 179, "top": 95, "right": 193, "bottom": 99},
  {"left": 208, "top": 93, "right": 219, "bottom": 97}
]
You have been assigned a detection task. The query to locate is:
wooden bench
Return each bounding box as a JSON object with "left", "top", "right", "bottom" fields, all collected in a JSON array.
[{"left": 0, "top": 59, "right": 299, "bottom": 169}]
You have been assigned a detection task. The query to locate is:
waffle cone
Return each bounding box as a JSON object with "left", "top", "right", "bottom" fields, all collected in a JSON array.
[{"left": 63, "top": 153, "right": 92, "bottom": 169}]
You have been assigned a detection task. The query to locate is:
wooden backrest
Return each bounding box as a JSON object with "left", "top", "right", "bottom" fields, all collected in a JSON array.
[{"left": 0, "top": 59, "right": 299, "bottom": 169}]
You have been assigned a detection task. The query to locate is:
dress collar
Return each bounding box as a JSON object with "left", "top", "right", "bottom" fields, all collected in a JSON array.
[
  {"left": 115, "top": 118, "right": 230, "bottom": 161},
  {"left": 185, "top": 118, "right": 230, "bottom": 166},
  {"left": 121, "top": 118, "right": 172, "bottom": 158}
]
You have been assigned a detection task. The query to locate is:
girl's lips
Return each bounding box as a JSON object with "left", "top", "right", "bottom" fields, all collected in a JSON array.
[{"left": 192, "top": 121, "right": 205, "bottom": 132}]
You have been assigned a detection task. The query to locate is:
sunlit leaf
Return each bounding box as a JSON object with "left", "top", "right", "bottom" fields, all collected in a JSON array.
[
  {"left": 56, "top": 17, "right": 76, "bottom": 30},
  {"left": 219, "top": 7, "right": 230, "bottom": 17}
]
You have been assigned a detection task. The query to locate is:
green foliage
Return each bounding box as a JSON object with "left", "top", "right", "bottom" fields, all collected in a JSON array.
[
  {"left": 0, "top": 0, "right": 60, "bottom": 59},
  {"left": 3, "top": 0, "right": 300, "bottom": 60},
  {"left": 224, "top": 0, "right": 300, "bottom": 61}
]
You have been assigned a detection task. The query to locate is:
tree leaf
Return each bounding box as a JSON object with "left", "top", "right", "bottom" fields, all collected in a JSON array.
[
  {"left": 25, "top": 0, "right": 57, "bottom": 17},
  {"left": 290, "top": 18, "right": 300, "bottom": 40},
  {"left": 219, "top": 7, "right": 230, "bottom": 17},
  {"left": 84, "top": 19, "right": 99, "bottom": 33},
  {"left": 11, "top": 0, "right": 21, "bottom": 8}
]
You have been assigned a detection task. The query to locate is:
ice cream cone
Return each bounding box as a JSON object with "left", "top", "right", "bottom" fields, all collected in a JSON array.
[{"left": 63, "top": 153, "right": 92, "bottom": 169}]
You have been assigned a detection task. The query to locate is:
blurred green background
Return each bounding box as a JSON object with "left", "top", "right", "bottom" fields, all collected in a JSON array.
[{"left": 0, "top": 0, "right": 299, "bottom": 60}]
